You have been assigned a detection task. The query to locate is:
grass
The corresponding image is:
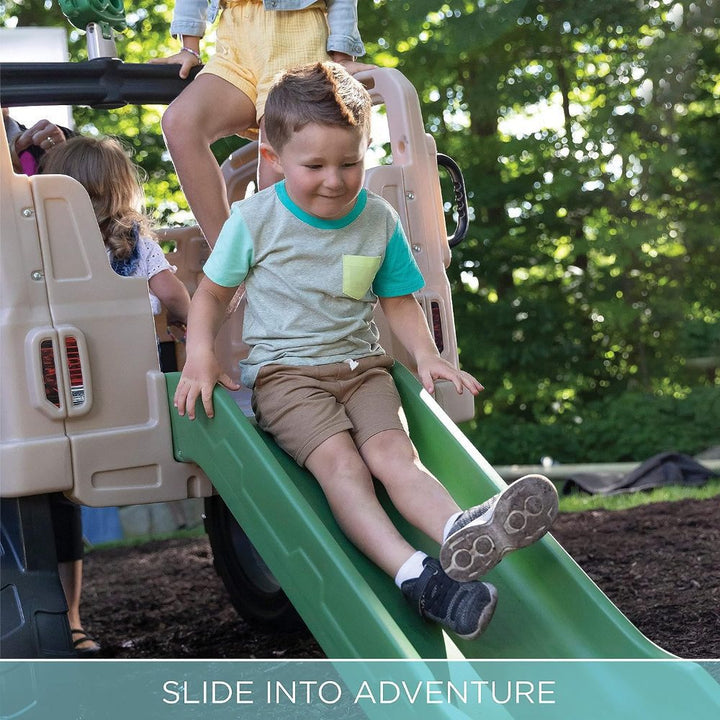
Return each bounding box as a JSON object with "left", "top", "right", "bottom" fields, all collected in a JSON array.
[{"left": 558, "top": 477, "right": 720, "bottom": 513}]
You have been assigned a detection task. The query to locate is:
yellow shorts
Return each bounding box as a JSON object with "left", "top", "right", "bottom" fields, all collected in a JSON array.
[{"left": 199, "top": 0, "right": 330, "bottom": 139}]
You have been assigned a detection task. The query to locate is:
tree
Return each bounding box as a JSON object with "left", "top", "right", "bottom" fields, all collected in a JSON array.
[{"left": 362, "top": 1, "right": 719, "bottom": 461}]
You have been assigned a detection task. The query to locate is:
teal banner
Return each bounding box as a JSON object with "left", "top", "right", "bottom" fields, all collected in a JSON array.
[{"left": 0, "top": 660, "right": 718, "bottom": 720}]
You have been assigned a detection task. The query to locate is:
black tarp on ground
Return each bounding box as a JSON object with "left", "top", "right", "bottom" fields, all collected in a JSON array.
[{"left": 562, "top": 451, "right": 714, "bottom": 495}]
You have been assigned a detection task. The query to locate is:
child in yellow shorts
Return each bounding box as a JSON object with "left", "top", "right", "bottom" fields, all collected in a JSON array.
[{"left": 152, "top": 0, "right": 373, "bottom": 246}]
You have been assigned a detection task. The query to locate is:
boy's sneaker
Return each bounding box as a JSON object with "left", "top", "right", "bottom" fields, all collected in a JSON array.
[
  {"left": 440, "top": 474, "right": 558, "bottom": 582},
  {"left": 401, "top": 557, "right": 497, "bottom": 640}
]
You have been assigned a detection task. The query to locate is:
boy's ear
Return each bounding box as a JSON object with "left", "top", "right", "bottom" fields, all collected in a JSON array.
[{"left": 259, "top": 143, "right": 283, "bottom": 173}]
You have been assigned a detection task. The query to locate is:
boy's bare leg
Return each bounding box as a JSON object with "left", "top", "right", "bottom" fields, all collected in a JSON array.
[
  {"left": 304, "top": 432, "right": 418, "bottom": 578},
  {"left": 358, "top": 429, "right": 461, "bottom": 544},
  {"left": 162, "top": 74, "right": 258, "bottom": 246},
  {"left": 307, "top": 431, "right": 500, "bottom": 640}
]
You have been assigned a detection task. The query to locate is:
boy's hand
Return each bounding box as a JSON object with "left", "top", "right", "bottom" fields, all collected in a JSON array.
[
  {"left": 378, "top": 294, "right": 484, "bottom": 397},
  {"left": 416, "top": 353, "right": 484, "bottom": 397},
  {"left": 173, "top": 350, "right": 240, "bottom": 420}
]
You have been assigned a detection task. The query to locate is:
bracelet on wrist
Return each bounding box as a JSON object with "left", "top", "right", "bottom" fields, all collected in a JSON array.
[
  {"left": 330, "top": 52, "right": 356, "bottom": 63},
  {"left": 181, "top": 46, "right": 201, "bottom": 61}
]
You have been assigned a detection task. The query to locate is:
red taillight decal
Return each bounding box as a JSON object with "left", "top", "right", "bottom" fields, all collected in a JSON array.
[
  {"left": 64, "top": 336, "right": 86, "bottom": 406},
  {"left": 40, "top": 339, "right": 60, "bottom": 407}
]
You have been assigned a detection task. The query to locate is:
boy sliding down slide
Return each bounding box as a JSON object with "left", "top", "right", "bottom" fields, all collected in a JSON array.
[{"left": 174, "top": 62, "right": 558, "bottom": 640}]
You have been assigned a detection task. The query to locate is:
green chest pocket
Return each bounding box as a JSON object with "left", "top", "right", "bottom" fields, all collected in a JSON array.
[{"left": 342, "top": 254, "right": 382, "bottom": 300}]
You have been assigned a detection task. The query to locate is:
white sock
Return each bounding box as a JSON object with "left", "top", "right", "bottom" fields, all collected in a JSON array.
[
  {"left": 442, "top": 511, "right": 463, "bottom": 542},
  {"left": 394, "top": 550, "right": 428, "bottom": 588}
]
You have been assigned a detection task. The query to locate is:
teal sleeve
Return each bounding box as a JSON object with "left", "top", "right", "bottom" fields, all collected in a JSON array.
[
  {"left": 201, "top": 205, "right": 254, "bottom": 287},
  {"left": 372, "top": 220, "right": 425, "bottom": 297}
]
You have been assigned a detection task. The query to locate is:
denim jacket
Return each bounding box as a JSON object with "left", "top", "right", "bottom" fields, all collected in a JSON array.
[{"left": 170, "top": 0, "right": 365, "bottom": 58}]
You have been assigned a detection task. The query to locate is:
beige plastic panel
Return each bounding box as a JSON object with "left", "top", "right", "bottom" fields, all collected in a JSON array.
[
  {"left": 360, "top": 68, "right": 475, "bottom": 423},
  {"left": 0, "top": 124, "right": 74, "bottom": 495},
  {"left": 0, "top": 120, "right": 211, "bottom": 503}
]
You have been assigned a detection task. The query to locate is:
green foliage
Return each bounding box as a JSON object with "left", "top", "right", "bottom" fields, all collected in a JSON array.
[
  {"left": 465, "top": 384, "right": 720, "bottom": 465},
  {"left": 363, "top": 1, "right": 719, "bottom": 462},
  {"left": 3, "top": 1, "right": 719, "bottom": 464}
]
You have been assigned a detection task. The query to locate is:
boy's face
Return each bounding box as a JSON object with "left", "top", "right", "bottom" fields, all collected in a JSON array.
[{"left": 261, "top": 122, "right": 369, "bottom": 220}]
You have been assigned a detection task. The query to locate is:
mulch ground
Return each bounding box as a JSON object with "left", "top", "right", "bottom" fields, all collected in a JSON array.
[{"left": 82, "top": 497, "right": 720, "bottom": 659}]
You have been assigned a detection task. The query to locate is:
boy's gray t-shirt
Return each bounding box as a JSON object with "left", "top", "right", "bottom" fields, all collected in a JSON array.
[{"left": 202, "top": 181, "right": 425, "bottom": 388}]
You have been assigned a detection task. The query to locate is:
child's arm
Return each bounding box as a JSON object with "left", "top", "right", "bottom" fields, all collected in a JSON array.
[
  {"left": 149, "top": 36, "right": 202, "bottom": 79},
  {"left": 378, "top": 294, "right": 484, "bottom": 397},
  {"left": 326, "top": 0, "right": 377, "bottom": 74},
  {"left": 148, "top": 269, "right": 191, "bottom": 323},
  {"left": 173, "top": 276, "right": 240, "bottom": 420},
  {"left": 327, "top": 52, "right": 377, "bottom": 76},
  {"left": 148, "top": 0, "right": 206, "bottom": 78}
]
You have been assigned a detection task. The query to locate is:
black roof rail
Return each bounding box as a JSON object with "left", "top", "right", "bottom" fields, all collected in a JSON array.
[{"left": 0, "top": 59, "right": 199, "bottom": 108}]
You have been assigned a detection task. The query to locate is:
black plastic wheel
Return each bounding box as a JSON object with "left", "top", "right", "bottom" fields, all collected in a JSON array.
[{"left": 203, "top": 495, "right": 304, "bottom": 632}]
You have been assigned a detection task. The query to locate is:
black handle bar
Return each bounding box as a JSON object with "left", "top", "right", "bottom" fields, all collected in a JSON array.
[{"left": 437, "top": 153, "right": 469, "bottom": 248}]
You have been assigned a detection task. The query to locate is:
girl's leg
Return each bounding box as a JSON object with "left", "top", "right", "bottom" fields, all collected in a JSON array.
[
  {"left": 304, "top": 432, "right": 418, "bottom": 578},
  {"left": 162, "top": 74, "right": 258, "bottom": 246},
  {"left": 58, "top": 558, "right": 83, "bottom": 630},
  {"left": 358, "top": 429, "right": 461, "bottom": 544},
  {"left": 58, "top": 559, "right": 99, "bottom": 652}
]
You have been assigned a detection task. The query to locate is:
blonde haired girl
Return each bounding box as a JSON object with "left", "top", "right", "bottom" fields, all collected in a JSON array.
[{"left": 41, "top": 136, "right": 190, "bottom": 322}]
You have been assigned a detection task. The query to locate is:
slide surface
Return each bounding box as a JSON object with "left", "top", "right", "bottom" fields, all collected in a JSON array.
[{"left": 165, "top": 366, "right": 719, "bottom": 715}]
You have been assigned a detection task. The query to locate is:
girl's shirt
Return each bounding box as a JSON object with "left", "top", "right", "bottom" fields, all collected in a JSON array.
[{"left": 108, "top": 236, "right": 176, "bottom": 316}]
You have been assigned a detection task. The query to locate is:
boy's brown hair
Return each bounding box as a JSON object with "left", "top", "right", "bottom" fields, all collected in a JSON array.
[{"left": 263, "top": 61, "right": 372, "bottom": 151}]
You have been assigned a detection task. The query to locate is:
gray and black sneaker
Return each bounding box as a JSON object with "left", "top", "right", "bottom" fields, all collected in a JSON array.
[
  {"left": 401, "top": 556, "right": 498, "bottom": 640},
  {"left": 440, "top": 474, "right": 559, "bottom": 582}
]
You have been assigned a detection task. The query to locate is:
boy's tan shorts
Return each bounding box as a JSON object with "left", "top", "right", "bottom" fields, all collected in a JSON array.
[
  {"left": 251, "top": 355, "right": 408, "bottom": 467},
  {"left": 199, "top": 0, "right": 330, "bottom": 139}
]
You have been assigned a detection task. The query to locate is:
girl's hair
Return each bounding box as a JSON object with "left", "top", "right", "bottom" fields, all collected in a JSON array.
[
  {"left": 263, "top": 61, "right": 372, "bottom": 151},
  {"left": 40, "top": 135, "right": 153, "bottom": 260}
]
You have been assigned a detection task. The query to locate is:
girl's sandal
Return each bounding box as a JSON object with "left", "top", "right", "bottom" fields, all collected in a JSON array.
[{"left": 71, "top": 627, "right": 101, "bottom": 655}]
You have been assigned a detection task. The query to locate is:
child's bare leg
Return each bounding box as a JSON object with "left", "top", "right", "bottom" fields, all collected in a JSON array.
[
  {"left": 360, "top": 430, "right": 558, "bottom": 582},
  {"left": 58, "top": 559, "right": 99, "bottom": 652},
  {"left": 358, "top": 429, "right": 461, "bottom": 544},
  {"left": 308, "top": 432, "right": 499, "bottom": 640},
  {"left": 162, "top": 74, "right": 257, "bottom": 246},
  {"left": 304, "top": 432, "right": 418, "bottom": 578}
]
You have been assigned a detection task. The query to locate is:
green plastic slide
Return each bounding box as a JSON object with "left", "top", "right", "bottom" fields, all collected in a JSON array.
[
  {"left": 166, "top": 364, "right": 689, "bottom": 659},
  {"left": 164, "top": 365, "right": 720, "bottom": 717}
]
